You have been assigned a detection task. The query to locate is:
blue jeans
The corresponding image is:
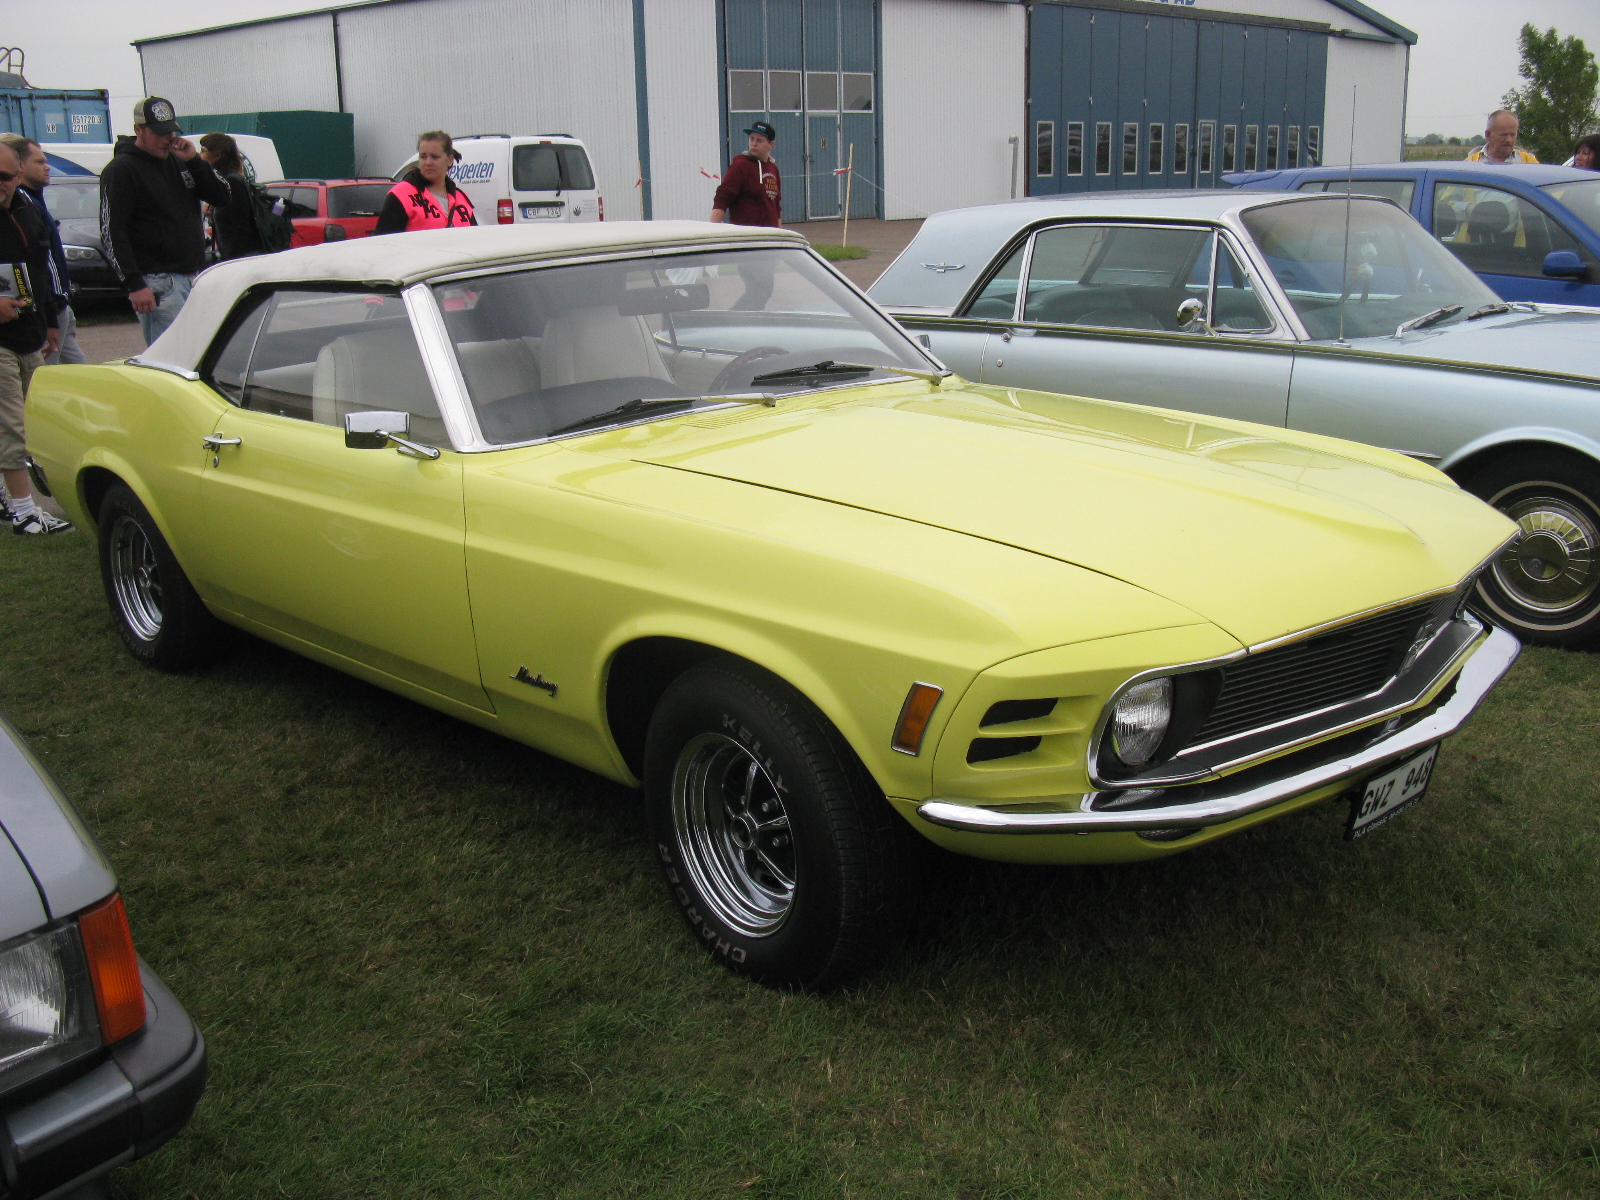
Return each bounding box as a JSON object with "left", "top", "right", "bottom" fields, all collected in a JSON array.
[{"left": 137, "top": 273, "right": 194, "bottom": 347}]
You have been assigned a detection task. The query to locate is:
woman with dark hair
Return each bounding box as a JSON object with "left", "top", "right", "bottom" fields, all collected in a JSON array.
[
  {"left": 199, "top": 132, "right": 265, "bottom": 259},
  {"left": 375, "top": 131, "right": 477, "bottom": 234},
  {"left": 1566, "top": 134, "right": 1600, "bottom": 170}
]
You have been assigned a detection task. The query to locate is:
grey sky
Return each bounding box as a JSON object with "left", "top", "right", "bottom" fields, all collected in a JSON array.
[{"left": 8, "top": 0, "right": 1600, "bottom": 141}]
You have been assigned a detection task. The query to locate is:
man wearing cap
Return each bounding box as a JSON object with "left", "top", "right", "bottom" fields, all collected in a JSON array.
[
  {"left": 710, "top": 123, "right": 783, "bottom": 309},
  {"left": 99, "top": 97, "right": 232, "bottom": 345}
]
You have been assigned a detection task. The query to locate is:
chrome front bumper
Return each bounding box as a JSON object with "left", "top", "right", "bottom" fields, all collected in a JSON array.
[{"left": 917, "top": 625, "right": 1520, "bottom": 836}]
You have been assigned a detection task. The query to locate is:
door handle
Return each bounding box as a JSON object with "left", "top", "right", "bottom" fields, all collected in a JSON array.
[{"left": 202, "top": 434, "right": 241, "bottom": 467}]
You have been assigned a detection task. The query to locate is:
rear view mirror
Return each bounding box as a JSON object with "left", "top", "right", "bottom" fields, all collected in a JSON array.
[
  {"left": 1543, "top": 249, "right": 1588, "bottom": 280},
  {"left": 324, "top": 224, "right": 347, "bottom": 242},
  {"left": 344, "top": 410, "right": 411, "bottom": 449},
  {"left": 616, "top": 283, "right": 710, "bottom": 316}
]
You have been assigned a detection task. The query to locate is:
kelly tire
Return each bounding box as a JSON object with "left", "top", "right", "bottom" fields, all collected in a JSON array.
[
  {"left": 1462, "top": 452, "right": 1600, "bottom": 648},
  {"left": 643, "top": 659, "right": 913, "bottom": 991},
  {"left": 97, "top": 484, "right": 224, "bottom": 671}
]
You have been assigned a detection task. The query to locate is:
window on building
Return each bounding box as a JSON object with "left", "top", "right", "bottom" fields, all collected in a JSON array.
[
  {"left": 1095, "top": 122, "right": 1112, "bottom": 175},
  {"left": 1287, "top": 126, "right": 1300, "bottom": 169},
  {"left": 1173, "top": 124, "right": 1189, "bottom": 175},
  {"left": 1066, "top": 122, "right": 1084, "bottom": 176},
  {"left": 768, "top": 71, "right": 802, "bottom": 111},
  {"left": 806, "top": 72, "right": 838, "bottom": 111},
  {"left": 729, "top": 70, "right": 765, "bottom": 112},
  {"left": 1244, "top": 126, "right": 1259, "bottom": 172},
  {"left": 841, "top": 73, "right": 873, "bottom": 111},
  {"left": 1122, "top": 123, "right": 1139, "bottom": 174},
  {"left": 1199, "top": 122, "right": 1214, "bottom": 174},
  {"left": 1266, "top": 126, "right": 1279, "bottom": 171},
  {"left": 1306, "top": 126, "right": 1321, "bottom": 166},
  {"left": 1035, "top": 121, "right": 1055, "bottom": 177},
  {"left": 1222, "top": 125, "right": 1236, "bottom": 173},
  {"left": 1148, "top": 123, "right": 1164, "bottom": 175}
]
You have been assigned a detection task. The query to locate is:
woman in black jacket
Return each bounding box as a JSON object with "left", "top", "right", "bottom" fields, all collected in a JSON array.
[{"left": 199, "top": 133, "right": 265, "bottom": 260}]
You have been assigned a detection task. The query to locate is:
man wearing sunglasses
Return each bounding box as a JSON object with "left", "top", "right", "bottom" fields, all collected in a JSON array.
[{"left": 0, "top": 139, "right": 69, "bottom": 535}]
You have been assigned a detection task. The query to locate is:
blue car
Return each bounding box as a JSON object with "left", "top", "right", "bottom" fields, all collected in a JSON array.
[{"left": 1225, "top": 161, "right": 1600, "bottom": 307}]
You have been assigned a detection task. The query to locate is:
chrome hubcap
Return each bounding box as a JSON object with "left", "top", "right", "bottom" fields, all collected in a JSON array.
[
  {"left": 1490, "top": 485, "right": 1599, "bottom": 615},
  {"left": 670, "top": 733, "right": 795, "bottom": 936},
  {"left": 109, "top": 516, "right": 163, "bottom": 642}
]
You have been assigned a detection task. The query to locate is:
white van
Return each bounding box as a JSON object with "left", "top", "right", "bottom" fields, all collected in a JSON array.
[
  {"left": 393, "top": 134, "right": 601, "bottom": 224},
  {"left": 43, "top": 134, "right": 284, "bottom": 183}
]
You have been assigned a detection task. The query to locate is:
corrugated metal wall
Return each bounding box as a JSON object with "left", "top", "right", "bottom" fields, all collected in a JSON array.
[
  {"left": 645, "top": 0, "right": 724, "bottom": 220},
  {"left": 880, "top": 0, "right": 1024, "bottom": 220},
  {"left": 139, "top": 14, "right": 340, "bottom": 116}
]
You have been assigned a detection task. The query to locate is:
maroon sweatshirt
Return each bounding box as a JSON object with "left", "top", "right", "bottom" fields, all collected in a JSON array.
[{"left": 713, "top": 153, "right": 782, "bottom": 226}]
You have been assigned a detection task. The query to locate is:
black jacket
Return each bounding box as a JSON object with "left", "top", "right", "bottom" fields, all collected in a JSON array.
[
  {"left": 99, "top": 136, "right": 232, "bottom": 294},
  {"left": 212, "top": 173, "right": 265, "bottom": 260},
  {"left": 0, "top": 189, "right": 58, "bottom": 356}
]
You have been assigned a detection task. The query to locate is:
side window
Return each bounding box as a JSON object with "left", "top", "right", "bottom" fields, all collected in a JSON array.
[
  {"left": 1022, "top": 224, "right": 1213, "bottom": 331},
  {"left": 206, "top": 296, "right": 269, "bottom": 406},
  {"left": 1298, "top": 178, "right": 1416, "bottom": 208},
  {"left": 240, "top": 290, "right": 446, "bottom": 443},
  {"left": 1433, "top": 182, "right": 1591, "bottom": 278},
  {"left": 1212, "top": 242, "right": 1273, "bottom": 331},
  {"left": 963, "top": 240, "right": 1026, "bottom": 319},
  {"left": 292, "top": 188, "right": 322, "bottom": 218}
]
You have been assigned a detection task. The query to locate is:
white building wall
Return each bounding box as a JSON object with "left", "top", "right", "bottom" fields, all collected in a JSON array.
[
  {"left": 139, "top": 14, "right": 340, "bottom": 116},
  {"left": 880, "top": 0, "right": 1025, "bottom": 220},
  {"left": 1322, "top": 36, "right": 1409, "bottom": 165},
  {"left": 644, "top": 0, "right": 724, "bottom": 221},
  {"left": 335, "top": 0, "right": 642, "bottom": 214}
]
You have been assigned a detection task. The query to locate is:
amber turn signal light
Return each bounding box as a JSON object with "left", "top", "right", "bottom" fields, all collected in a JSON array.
[
  {"left": 78, "top": 893, "right": 146, "bottom": 1045},
  {"left": 891, "top": 682, "right": 944, "bottom": 755}
]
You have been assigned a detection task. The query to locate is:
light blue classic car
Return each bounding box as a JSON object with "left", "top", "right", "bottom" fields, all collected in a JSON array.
[{"left": 871, "top": 191, "right": 1600, "bottom": 648}]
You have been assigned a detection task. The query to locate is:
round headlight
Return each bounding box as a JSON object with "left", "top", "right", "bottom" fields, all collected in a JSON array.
[{"left": 1109, "top": 677, "right": 1173, "bottom": 767}]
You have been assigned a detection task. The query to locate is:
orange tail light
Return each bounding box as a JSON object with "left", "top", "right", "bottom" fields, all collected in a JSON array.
[{"left": 79, "top": 893, "right": 146, "bottom": 1045}]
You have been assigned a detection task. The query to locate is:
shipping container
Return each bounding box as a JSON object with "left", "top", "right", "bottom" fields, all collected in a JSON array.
[
  {"left": 178, "top": 109, "right": 354, "bottom": 180},
  {"left": 0, "top": 88, "right": 111, "bottom": 143}
]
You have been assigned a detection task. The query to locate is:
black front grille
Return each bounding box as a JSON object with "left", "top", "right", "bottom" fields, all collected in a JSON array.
[{"left": 1189, "top": 598, "right": 1443, "bottom": 746}]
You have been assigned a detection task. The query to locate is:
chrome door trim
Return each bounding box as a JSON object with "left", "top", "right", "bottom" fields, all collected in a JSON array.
[
  {"left": 404, "top": 282, "right": 484, "bottom": 453},
  {"left": 125, "top": 357, "right": 201, "bottom": 381}
]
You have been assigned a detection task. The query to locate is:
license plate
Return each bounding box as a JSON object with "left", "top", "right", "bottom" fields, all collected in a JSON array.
[
  {"left": 522, "top": 203, "right": 563, "bottom": 219},
  {"left": 1347, "top": 744, "right": 1438, "bottom": 840}
]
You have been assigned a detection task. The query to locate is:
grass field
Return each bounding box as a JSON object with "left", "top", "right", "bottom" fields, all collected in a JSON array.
[
  {"left": 1403, "top": 146, "right": 1474, "bottom": 162},
  {"left": 3, "top": 531, "right": 1598, "bottom": 1199}
]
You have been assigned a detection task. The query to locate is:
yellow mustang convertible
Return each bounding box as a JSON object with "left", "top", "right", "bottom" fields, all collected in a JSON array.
[{"left": 27, "top": 223, "right": 1520, "bottom": 988}]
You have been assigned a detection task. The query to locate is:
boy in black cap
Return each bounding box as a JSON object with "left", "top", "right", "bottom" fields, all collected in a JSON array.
[
  {"left": 710, "top": 122, "right": 782, "bottom": 309},
  {"left": 99, "top": 96, "right": 232, "bottom": 345}
]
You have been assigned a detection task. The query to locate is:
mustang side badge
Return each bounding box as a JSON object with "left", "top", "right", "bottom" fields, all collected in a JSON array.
[
  {"left": 512, "top": 666, "right": 558, "bottom": 697},
  {"left": 921, "top": 262, "right": 964, "bottom": 273}
]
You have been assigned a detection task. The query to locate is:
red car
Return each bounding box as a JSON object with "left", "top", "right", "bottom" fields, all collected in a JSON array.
[{"left": 262, "top": 178, "right": 395, "bottom": 246}]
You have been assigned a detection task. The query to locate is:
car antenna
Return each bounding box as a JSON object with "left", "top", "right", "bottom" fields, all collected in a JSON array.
[{"left": 1335, "top": 86, "right": 1357, "bottom": 347}]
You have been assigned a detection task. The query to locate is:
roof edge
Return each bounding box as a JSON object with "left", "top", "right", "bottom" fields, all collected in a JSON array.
[{"left": 1325, "top": 0, "right": 1416, "bottom": 45}]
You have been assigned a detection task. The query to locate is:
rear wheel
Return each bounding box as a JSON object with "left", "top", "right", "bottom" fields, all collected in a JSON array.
[
  {"left": 97, "top": 484, "right": 224, "bottom": 671},
  {"left": 1463, "top": 452, "right": 1600, "bottom": 647},
  {"left": 643, "top": 659, "right": 912, "bottom": 990}
]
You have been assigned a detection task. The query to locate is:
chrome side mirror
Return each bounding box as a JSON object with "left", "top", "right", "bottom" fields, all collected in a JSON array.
[
  {"left": 343, "top": 410, "right": 441, "bottom": 460},
  {"left": 1176, "top": 297, "right": 1217, "bottom": 335}
]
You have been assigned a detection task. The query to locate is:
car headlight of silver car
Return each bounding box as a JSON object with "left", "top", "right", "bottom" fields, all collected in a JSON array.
[
  {"left": 63, "top": 245, "right": 104, "bottom": 262},
  {"left": 0, "top": 920, "right": 101, "bottom": 1091},
  {"left": 1108, "top": 677, "right": 1174, "bottom": 767}
]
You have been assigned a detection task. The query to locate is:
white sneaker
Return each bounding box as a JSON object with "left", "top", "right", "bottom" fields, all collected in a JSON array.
[{"left": 12, "top": 509, "right": 73, "bottom": 535}]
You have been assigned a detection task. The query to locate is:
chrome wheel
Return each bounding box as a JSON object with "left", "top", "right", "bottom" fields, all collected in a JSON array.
[
  {"left": 670, "top": 732, "right": 796, "bottom": 936},
  {"left": 1488, "top": 482, "right": 1600, "bottom": 618},
  {"left": 108, "top": 514, "right": 163, "bottom": 642}
]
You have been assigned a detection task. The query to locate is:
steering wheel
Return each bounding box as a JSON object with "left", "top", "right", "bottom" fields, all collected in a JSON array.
[{"left": 708, "top": 345, "right": 788, "bottom": 394}]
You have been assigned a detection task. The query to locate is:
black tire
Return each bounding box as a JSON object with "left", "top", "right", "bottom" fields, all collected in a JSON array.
[
  {"left": 1462, "top": 451, "right": 1600, "bottom": 648},
  {"left": 643, "top": 658, "right": 912, "bottom": 990},
  {"left": 97, "top": 484, "right": 224, "bottom": 671}
]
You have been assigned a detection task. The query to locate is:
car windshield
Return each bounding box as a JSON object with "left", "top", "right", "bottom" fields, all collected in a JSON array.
[
  {"left": 1543, "top": 178, "right": 1600, "bottom": 239},
  {"left": 1241, "top": 197, "right": 1499, "bottom": 340},
  {"left": 327, "top": 184, "right": 391, "bottom": 217},
  {"left": 434, "top": 246, "right": 933, "bottom": 444},
  {"left": 42, "top": 181, "right": 98, "bottom": 220}
]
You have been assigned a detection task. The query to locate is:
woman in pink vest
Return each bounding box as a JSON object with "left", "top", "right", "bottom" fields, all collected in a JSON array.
[{"left": 375, "top": 131, "right": 477, "bottom": 234}]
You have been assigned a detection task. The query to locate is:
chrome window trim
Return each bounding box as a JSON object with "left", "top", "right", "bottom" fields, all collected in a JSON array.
[
  {"left": 422, "top": 239, "right": 812, "bottom": 287},
  {"left": 404, "top": 282, "right": 484, "bottom": 453},
  {"left": 125, "top": 357, "right": 200, "bottom": 381}
]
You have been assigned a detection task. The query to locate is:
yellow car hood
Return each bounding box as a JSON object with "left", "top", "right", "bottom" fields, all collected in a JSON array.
[{"left": 612, "top": 384, "right": 1513, "bottom": 648}]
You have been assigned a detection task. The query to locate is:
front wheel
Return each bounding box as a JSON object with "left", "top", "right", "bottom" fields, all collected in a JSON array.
[
  {"left": 1463, "top": 452, "right": 1600, "bottom": 647},
  {"left": 643, "top": 659, "right": 912, "bottom": 990},
  {"left": 97, "top": 484, "right": 224, "bottom": 671}
]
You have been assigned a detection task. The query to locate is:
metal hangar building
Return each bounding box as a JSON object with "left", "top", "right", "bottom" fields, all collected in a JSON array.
[{"left": 135, "top": 0, "right": 1414, "bottom": 223}]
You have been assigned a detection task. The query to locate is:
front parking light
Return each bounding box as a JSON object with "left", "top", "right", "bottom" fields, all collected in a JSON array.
[{"left": 78, "top": 893, "right": 146, "bottom": 1045}]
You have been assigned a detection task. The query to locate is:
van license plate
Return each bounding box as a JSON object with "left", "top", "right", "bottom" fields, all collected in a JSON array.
[
  {"left": 522, "top": 203, "right": 564, "bottom": 218},
  {"left": 1347, "top": 744, "right": 1438, "bottom": 840}
]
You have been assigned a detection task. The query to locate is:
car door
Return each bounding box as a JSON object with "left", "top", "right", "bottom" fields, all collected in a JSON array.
[
  {"left": 1427, "top": 177, "right": 1599, "bottom": 304},
  {"left": 195, "top": 287, "right": 492, "bottom": 712},
  {"left": 975, "top": 222, "right": 1295, "bottom": 427}
]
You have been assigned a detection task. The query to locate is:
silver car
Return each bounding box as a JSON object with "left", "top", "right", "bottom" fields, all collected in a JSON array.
[
  {"left": 0, "top": 712, "right": 205, "bottom": 1198},
  {"left": 871, "top": 191, "right": 1600, "bottom": 648}
]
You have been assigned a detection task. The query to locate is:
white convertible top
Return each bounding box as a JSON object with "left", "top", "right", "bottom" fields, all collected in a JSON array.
[{"left": 143, "top": 221, "right": 807, "bottom": 372}]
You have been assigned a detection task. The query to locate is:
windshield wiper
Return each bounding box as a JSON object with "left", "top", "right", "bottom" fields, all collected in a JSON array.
[
  {"left": 1465, "top": 302, "right": 1512, "bottom": 320},
  {"left": 750, "top": 360, "right": 878, "bottom": 384},
  {"left": 1392, "top": 305, "right": 1463, "bottom": 339},
  {"left": 546, "top": 393, "right": 777, "bottom": 437}
]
